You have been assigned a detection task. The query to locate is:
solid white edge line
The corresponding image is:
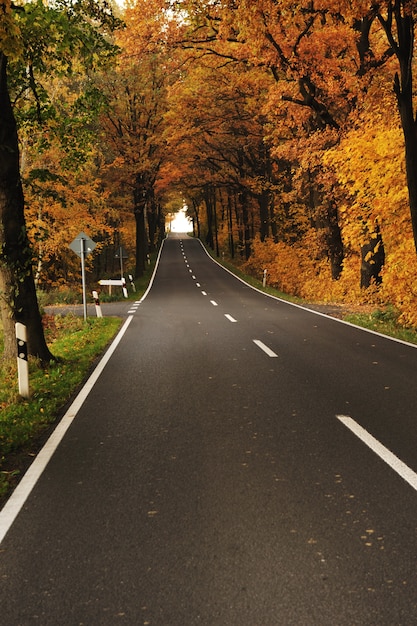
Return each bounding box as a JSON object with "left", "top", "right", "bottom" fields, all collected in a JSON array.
[
  {"left": 0, "top": 238, "right": 167, "bottom": 546},
  {"left": 253, "top": 339, "right": 278, "bottom": 358},
  {"left": 196, "top": 239, "right": 417, "bottom": 350},
  {"left": 336, "top": 415, "right": 417, "bottom": 492},
  {"left": 225, "top": 314, "right": 237, "bottom": 323},
  {"left": 0, "top": 316, "right": 133, "bottom": 545}
]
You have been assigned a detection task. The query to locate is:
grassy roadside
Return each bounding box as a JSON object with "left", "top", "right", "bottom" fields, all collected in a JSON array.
[
  {"left": 0, "top": 316, "right": 122, "bottom": 500},
  {"left": 2, "top": 244, "right": 417, "bottom": 504},
  {"left": 0, "top": 259, "right": 157, "bottom": 503},
  {"left": 343, "top": 307, "right": 417, "bottom": 345}
]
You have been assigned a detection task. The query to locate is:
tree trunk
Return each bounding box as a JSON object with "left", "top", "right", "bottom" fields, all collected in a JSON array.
[
  {"left": 204, "top": 185, "right": 215, "bottom": 250},
  {"left": 239, "top": 189, "right": 251, "bottom": 260},
  {"left": 382, "top": 4, "right": 417, "bottom": 253},
  {"left": 213, "top": 188, "right": 219, "bottom": 257},
  {"left": 360, "top": 227, "right": 385, "bottom": 289},
  {"left": 227, "top": 192, "right": 235, "bottom": 258},
  {"left": 396, "top": 90, "right": 417, "bottom": 253},
  {"left": 134, "top": 201, "right": 147, "bottom": 278},
  {"left": 325, "top": 201, "right": 344, "bottom": 280},
  {"left": 147, "top": 193, "right": 159, "bottom": 253},
  {"left": 258, "top": 189, "right": 270, "bottom": 242},
  {"left": 0, "top": 53, "right": 54, "bottom": 363},
  {"left": 133, "top": 172, "right": 150, "bottom": 277},
  {"left": 192, "top": 199, "right": 200, "bottom": 238}
]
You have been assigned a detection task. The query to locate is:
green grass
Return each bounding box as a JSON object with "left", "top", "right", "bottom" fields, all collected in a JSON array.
[
  {"left": 345, "top": 307, "right": 417, "bottom": 345},
  {"left": 2, "top": 248, "right": 417, "bottom": 501},
  {"left": 0, "top": 315, "right": 122, "bottom": 499},
  {"left": 0, "top": 256, "right": 157, "bottom": 501}
]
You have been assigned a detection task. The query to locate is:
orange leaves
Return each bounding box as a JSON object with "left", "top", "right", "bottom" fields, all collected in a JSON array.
[
  {"left": 10, "top": 0, "right": 417, "bottom": 323},
  {"left": 118, "top": 0, "right": 183, "bottom": 63}
]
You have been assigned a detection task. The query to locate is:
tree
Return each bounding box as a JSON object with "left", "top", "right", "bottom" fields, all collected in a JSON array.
[
  {"left": 0, "top": 1, "right": 52, "bottom": 361},
  {"left": 0, "top": 0, "right": 120, "bottom": 361},
  {"left": 372, "top": 0, "right": 417, "bottom": 253},
  {"left": 99, "top": 0, "right": 182, "bottom": 277}
]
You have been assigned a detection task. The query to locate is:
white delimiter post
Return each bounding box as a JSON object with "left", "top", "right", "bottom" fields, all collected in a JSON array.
[
  {"left": 15, "top": 322, "right": 30, "bottom": 398},
  {"left": 92, "top": 290, "right": 103, "bottom": 317}
]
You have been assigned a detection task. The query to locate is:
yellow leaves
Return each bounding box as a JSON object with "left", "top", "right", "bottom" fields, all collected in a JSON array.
[
  {"left": 0, "top": 1, "right": 23, "bottom": 59},
  {"left": 324, "top": 111, "right": 408, "bottom": 254}
]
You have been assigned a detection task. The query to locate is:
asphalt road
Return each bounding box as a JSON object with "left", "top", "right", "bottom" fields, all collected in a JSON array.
[{"left": 2, "top": 234, "right": 417, "bottom": 625}]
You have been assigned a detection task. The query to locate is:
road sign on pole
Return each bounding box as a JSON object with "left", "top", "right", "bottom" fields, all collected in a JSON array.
[
  {"left": 69, "top": 232, "right": 96, "bottom": 321},
  {"left": 115, "top": 246, "right": 129, "bottom": 279}
]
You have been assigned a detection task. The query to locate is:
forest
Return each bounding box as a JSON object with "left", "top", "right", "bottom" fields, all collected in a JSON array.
[{"left": 1, "top": 0, "right": 417, "bottom": 361}]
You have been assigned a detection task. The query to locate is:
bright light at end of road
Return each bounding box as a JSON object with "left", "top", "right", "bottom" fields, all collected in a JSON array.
[{"left": 170, "top": 208, "right": 193, "bottom": 233}]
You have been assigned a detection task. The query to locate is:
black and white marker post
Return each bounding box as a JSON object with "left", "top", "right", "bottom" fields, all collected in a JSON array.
[
  {"left": 92, "top": 290, "right": 103, "bottom": 317},
  {"left": 15, "top": 322, "right": 29, "bottom": 398},
  {"left": 128, "top": 274, "right": 136, "bottom": 292}
]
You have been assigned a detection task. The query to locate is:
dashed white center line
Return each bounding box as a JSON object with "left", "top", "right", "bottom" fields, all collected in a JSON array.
[
  {"left": 337, "top": 415, "right": 417, "bottom": 492},
  {"left": 225, "top": 314, "right": 237, "bottom": 323},
  {"left": 210, "top": 300, "right": 218, "bottom": 307},
  {"left": 201, "top": 291, "right": 207, "bottom": 296},
  {"left": 253, "top": 339, "right": 278, "bottom": 358},
  {"left": 196, "top": 283, "right": 201, "bottom": 287}
]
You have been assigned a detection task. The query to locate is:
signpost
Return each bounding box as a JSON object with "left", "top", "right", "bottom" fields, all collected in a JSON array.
[
  {"left": 69, "top": 232, "right": 96, "bottom": 321},
  {"left": 98, "top": 278, "right": 128, "bottom": 298},
  {"left": 115, "top": 246, "right": 129, "bottom": 279}
]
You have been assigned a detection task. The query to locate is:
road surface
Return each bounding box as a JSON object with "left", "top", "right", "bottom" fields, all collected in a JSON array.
[{"left": 1, "top": 234, "right": 417, "bottom": 625}]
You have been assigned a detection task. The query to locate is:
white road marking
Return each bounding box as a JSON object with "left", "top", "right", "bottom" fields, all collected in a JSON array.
[
  {"left": 337, "top": 415, "right": 417, "bottom": 492},
  {"left": 196, "top": 238, "right": 417, "bottom": 350},
  {"left": 192, "top": 275, "right": 196, "bottom": 280},
  {"left": 196, "top": 283, "right": 201, "bottom": 287},
  {"left": 0, "top": 238, "right": 168, "bottom": 546},
  {"left": 210, "top": 300, "right": 218, "bottom": 307},
  {"left": 201, "top": 291, "right": 207, "bottom": 296},
  {"left": 225, "top": 314, "right": 237, "bottom": 323},
  {"left": 0, "top": 315, "right": 135, "bottom": 546},
  {"left": 253, "top": 339, "right": 278, "bottom": 357}
]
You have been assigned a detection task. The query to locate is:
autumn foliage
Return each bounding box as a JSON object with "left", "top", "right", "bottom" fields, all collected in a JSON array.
[{"left": 7, "top": 0, "right": 417, "bottom": 326}]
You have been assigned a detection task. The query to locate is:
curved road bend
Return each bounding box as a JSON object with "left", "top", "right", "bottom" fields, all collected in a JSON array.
[{"left": 1, "top": 233, "right": 417, "bottom": 624}]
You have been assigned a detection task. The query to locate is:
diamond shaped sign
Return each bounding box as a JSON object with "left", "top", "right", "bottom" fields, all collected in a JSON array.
[{"left": 69, "top": 231, "right": 96, "bottom": 257}]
